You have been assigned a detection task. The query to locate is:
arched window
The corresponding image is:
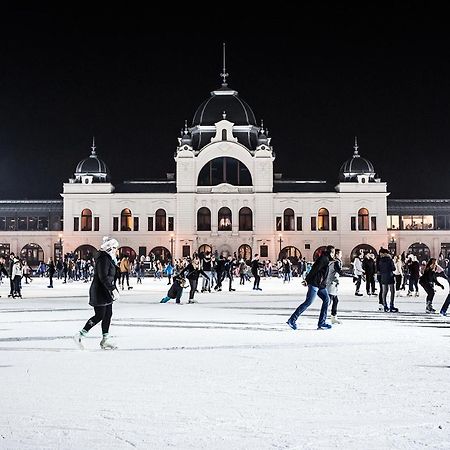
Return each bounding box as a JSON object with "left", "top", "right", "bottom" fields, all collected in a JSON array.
[
  {"left": 350, "top": 244, "right": 377, "bottom": 261},
  {"left": 318, "top": 208, "right": 330, "bottom": 231},
  {"left": 120, "top": 208, "right": 132, "bottom": 231},
  {"left": 358, "top": 208, "right": 369, "bottom": 231},
  {"left": 198, "top": 157, "right": 252, "bottom": 186},
  {"left": 75, "top": 244, "right": 97, "bottom": 260},
  {"left": 197, "top": 207, "right": 211, "bottom": 231},
  {"left": 20, "top": 243, "right": 44, "bottom": 269},
  {"left": 407, "top": 242, "right": 431, "bottom": 262},
  {"left": 150, "top": 246, "right": 171, "bottom": 263},
  {"left": 238, "top": 244, "right": 252, "bottom": 261},
  {"left": 81, "top": 209, "right": 92, "bottom": 231},
  {"left": 313, "top": 246, "right": 328, "bottom": 261},
  {"left": 239, "top": 207, "right": 253, "bottom": 231},
  {"left": 155, "top": 209, "right": 166, "bottom": 231},
  {"left": 279, "top": 246, "right": 302, "bottom": 264},
  {"left": 283, "top": 208, "right": 295, "bottom": 231},
  {"left": 198, "top": 244, "right": 212, "bottom": 256},
  {"left": 218, "top": 207, "right": 232, "bottom": 231},
  {"left": 222, "top": 129, "right": 227, "bottom": 141},
  {"left": 118, "top": 246, "right": 136, "bottom": 261}
]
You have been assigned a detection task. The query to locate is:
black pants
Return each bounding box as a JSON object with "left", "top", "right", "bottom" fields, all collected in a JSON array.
[
  {"left": 48, "top": 274, "right": 53, "bottom": 287},
  {"left": 253, "top": 273, "right": 260, "bottom": 289},
  {"left": 441, "top": 294, "right": 450, "bottom": 313},
  {"left": 13, "top": 276, "right": 22, "bottom": 296},
  {"left": 329, "top": 294, "right": 339, "bottom": 316},
  {"left": 381, "top": 283, "right": 395, "bottom": 307},
  {"left": 395, "top": 275, "right": 402, "bottom": 291},
  {"left": 121, "top": 272, "right": 129, "bottom": 288},
  {"left": 365, "top": 275, "right": 375, "bottom": 294},
  {"left": 189, "top": 279, "right": 198, "bottom": 300},
  {"left": 354, "top": 275, "right": 362, "bottom": 293},
  {"left": 420, "top": 281, "right": 435, "bottom": 306},
  {"left": 83, "top": 304, "right": 113, "bottom": 334}
]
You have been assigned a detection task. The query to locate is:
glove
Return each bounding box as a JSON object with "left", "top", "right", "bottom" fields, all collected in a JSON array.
[{"left": 112, "top": 289, "right": 120, "bottom": 301}]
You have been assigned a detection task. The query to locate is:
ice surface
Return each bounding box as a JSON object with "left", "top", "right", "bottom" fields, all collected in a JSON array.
[{"left": 0, "top": 276, "right": 449, "bottom": 449}]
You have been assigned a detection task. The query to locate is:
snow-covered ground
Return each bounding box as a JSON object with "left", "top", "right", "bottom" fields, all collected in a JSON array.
[{"left": 0, "top": 275, "right": 449, "bottom": 449}]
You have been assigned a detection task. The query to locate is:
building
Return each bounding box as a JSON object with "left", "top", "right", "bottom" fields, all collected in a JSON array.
[{"left": 1, "top": 75, "right": 449, "bottom": 267}]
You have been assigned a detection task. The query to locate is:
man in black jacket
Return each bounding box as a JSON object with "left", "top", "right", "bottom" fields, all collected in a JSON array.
[{"left": 287, "top": 245, "right": 335, "bottom": 330}]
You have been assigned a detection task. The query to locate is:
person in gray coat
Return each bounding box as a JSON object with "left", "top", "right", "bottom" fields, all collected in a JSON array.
[
  {"left": 74, "top": 237, "right": 120, "bottom": 350},
  {"left": 326, "top": 248, "right": 343, "bottom": 324}
]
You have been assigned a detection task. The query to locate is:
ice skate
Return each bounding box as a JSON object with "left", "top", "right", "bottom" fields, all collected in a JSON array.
[
  {"left": 440, "top": 310, "right": 447, "bottom": 317},
  {"left": 100, "top": 335, "right": 117, "bottom": 350},
  {"left": 317, "top": 323, "right": 332, "bottom": 330},
  {"left": 286, "top": 318, "right": 297, "bottom": 330},
  {"left": 415, "top": 291, "right": 419, "bottom": 297},
  {"left": 330, "top": 315, "right": 341, "bottom": 324},
  {"left": 73, "top": 331, "right": 86, "bottom": 350}
]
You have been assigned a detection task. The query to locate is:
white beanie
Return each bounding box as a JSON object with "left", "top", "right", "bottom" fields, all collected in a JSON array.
[{"left": 100, "top": 236, "right": 119, "bottom": 252}]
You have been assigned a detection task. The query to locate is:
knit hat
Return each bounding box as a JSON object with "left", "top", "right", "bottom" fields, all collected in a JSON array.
[{"left": 100, "top": 236, "right": 119, "bottom": 252}]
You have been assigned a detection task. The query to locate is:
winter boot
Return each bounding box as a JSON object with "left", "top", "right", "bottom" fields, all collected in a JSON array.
[
  {"left": 426, "top": 302, "right": 436, "bottom": 314},
  {"left": 389, "top": 303, "right": 399, "bottom": 313},
  {"left": 100, "top": 334, "right": 117, "bottom": 350},
  {"left": 74, "top": 330, "right": 87, "bottom": 350},
  {"left": 330, "top": 315, "right": 341, "bottom": 324}
]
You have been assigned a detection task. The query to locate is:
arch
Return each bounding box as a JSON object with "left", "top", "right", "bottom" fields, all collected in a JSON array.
[
  {"left": 197, "top": 207, "right": 211, "bottom": 231},
  {"left": 20, "top": 243, "right": 44, "bottom": 268},
  {"left": 407, "top": 242, "right": 431, "bottom": 262},
  {"left": 120, "top": 208, "right": 132, "bottom": 231},
  {"left": 118, "top": 246, "right": 136, "bottom": 261},
  {"left": 74, "top": 244, "right": 97, "bottom": 260},
  {"left": 150, "top": 246, "right": 171, "bottom": 263},
  {"left": 238, "top": 244, "right": 252, "bottom": 261},
  {"left": 350, "top": 244, "right": 377, "bottom": 262},
  {"left": 239, "top": 207, "right": 253, "bottom": 231},
  {"left": 81, "top": 208, "right": 93, "bottom": 231},
  {"left": 155, "top": 209, "right": 166, "bottom": 231},
  {"left": 198, "top": 244, "right": 212, "bottom": 256},
  {"left": 358, "top": 208, "right": 370, "bottom": 231},
  {"left": 283, "top": 208, "right": 295, "bottom": 231},
  {"left": 279, "top": 246, "right": 302, "bottom": 264},
  {"left": 318, "top": 208, "right": 330, "bottom": 231},
  {"left": 218, "top": 207, "right": 232, "bottom": 231},
  {"left": 197, "top": 157, "right": 252, "bottom": 186},
  {"left": 313, "top": 246, "right": 328, "bottom": 261}
]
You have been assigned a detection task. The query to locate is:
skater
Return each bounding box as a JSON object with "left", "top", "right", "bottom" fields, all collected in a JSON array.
[
  {"left": 393, "top": 255, "right": 403, "bottom": 295},
  {"left": 419, "top": 258, "right": 445, "bottom": 313},
  {"left": 200, "top": 251, "right": 212, "bottom": 292},
  {"left": 164, "top": 259, "right": 174, "bottom": 285},
  {"left": 251, "top": 254, "right": 262, "bottom": 290},
  {"left": 326, "top": 248, "right": 343, "bottom": 324},
  {"left": 160, "top": 274, "right": 187, "bottom": 304},
  {"left": 362, "top": 252, "right": 376, "bottom": 296},
  {"left": 11, "top": 257, "right": 23, "bottom": 298},
  {"left": 286, "top": 245, "right": 335, "bottom": 330},
  {"left": 378, "top": 248, "right": 398, "bottom": 312},
  {"left": 0, "top": 256, "right": 9, "bottom": 296},
  {"left": 74, "top": 237, "right": 120, "bottom": 350},
  {"left": 47, "top": 257, "right": 55, "bottom": 288},
  {"left": 352, "top": 254, "right": 364, "bottom": 296},
  {"left": 119, "top": 255, "right": 133, "bottom": 290},
  {"left": 407, "top": 255, "right": 420, "bottom": 297},
  {"left": 184, "top": 256, "right": 202, "bottom": 303}
]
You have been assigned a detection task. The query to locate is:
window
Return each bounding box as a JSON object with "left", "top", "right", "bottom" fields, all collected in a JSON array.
[
  {"left": 318, "top": 208, "right": 329, "bottom": 231},
  {"left": 283, "top": 208, "right": 295, "bottom": 231},
  {"left": 94, "top": 217, "right": 99, "bottom": 231},
  {"left": 28, "top": 217, "right": 38, "bottom": 231},
  {"left": 197, "top": 208, "right": 211, "bottom": 231},
  {"left": 388, "top": 215, "right": 399, "bottom": 230},
  {"left": 358, "top": 208, "right": 369, "bottom": 231},
  {"left": 296, "top": 217, "right": 302, "bottom": 231},
  {"left": 260, "top": 245, "right": 268, "bottom": 257},
  {"left": 133, "top": 217, "right": 139, "bottom": 232},
  {"left": 120, "top": 208, "right": 133, "bottom": 231},
  {"left": 182, "top": 245, "right": 190, "bottom": 257},
  {"left": 155, "top": 209, "right": 166, "bottom": 231},
  {"left": 198, "top": 157, "right": 252, "bottom": 186},
  {"left": 139, "top": 246, "right": 147, "bottom": 257},
  {"left": 38, "top": 217, "right": 49, "bottom": 231},
  {"left": 222, "top": 129, "right": 227, "bottom": 140},
  {"left": 81, "top": 209, "right": 93, "bottom": 231},
  {"left": 311, "top": 217, "right": 317, "bottom": 231},
  {"left": 18, "top": 217, "right": 27, "bottom": 231},
  {"left": 6, "top": 217, "right": 16, "bottom": 231},
  {"left": 168, "top": 217, "right": 174, "bottom": 231},
  {"left": 304, "top": 243, "right": 311, "bottom": 250},
  {"left": 0, "top": 243, "right": 10, "bottom": 259},
  {"left": 331, "top": 216, "right": 337, "bottom": 231},
  {"left": 74, "top": 217, "right": 79, "bottom": 231},
  {"left": 148, "top": 217, "right": 153, "bottom": 231},
  {"left": 276, "top": 216, "right": 282, "bottom": 231},
  {"left": 0, "top": 218, "right": 5, "bottom": 231},
  {"left": 371, "top": 216, "right": 377, "bottom": 231},
  {"left": 218, "top": 207, "right": 232, "bottom": 231},
  {"left": 239, "top": 207, "right": 252, "bottom": 231},
  {"left": 351, "top": 217, "right": 356, "bottom": 231},
  {"left": 113, "top": 217, "right": 119, "bottom": 232}
]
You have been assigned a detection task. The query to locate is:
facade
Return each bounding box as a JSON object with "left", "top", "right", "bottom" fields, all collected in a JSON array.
[{"left": 1, "top": 79, "right": 450, "bottom": 266}]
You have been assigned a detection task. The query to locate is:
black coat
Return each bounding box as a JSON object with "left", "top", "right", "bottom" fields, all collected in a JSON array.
[
  {"left": 89, "top": 251, "right": 119, "bottom": 307},
  {"left": 305, "top": 254, "right": 330, "bottom": 288},
  {"left": 168, "top": 279, "right": 184, "bottom": 299},
  {"left": 377, "top": 256, "right": 395, "bottom": 285},
  {"left": 362, "top": 257, "right": 376, "bottom": 277}
]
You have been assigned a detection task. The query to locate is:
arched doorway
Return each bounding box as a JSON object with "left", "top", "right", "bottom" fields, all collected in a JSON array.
[
  {"left": 238, "top": 244, "right": 252, "bottom": 261},
  {"left": 198, "top": 244, "right": 212, "bottom": 257},
  {"left": 313, "top": 246, "right": 327, "bottom": 261},
  {"left": 350, "top": 244, "right": 377, "bottom": 261},
  {"left": 74, "top": 245, "right": 97, "bottom": 260},
  {"left": 150, "top": 246, "right": 171, "bottom": 263},
  {"left": 408, "top": 242, "right": 431, "bottom": 262},
  {"left": 279, "top": 246, "right": 302, "bottom": 264},
  {"left": 218, "top": 207, "right": 232, "bottom": 231},
  {"left": 118, "top": 246, "right": 136, "bottom": 261},
  {"left": 20, "top": 243, "right": 44, "bottom": 268}
]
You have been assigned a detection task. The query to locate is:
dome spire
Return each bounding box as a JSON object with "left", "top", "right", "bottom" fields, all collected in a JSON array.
[
  {"left": 220, "top": 42, "right": 229, "bottom": 86},
  {"left": 91, "top": 136, "right": 97, "bottom": 157},
  {"left": 353, "top": 136, "right": 360, "bottom": 158}
]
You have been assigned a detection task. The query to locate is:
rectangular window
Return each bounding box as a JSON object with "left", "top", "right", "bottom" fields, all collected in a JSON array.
[
  {"left": 113, "top": 217, "right": 119, "bottom": 232},
  {"left": 74, "top": 217, "right": 79, "bottom": 231},
  {"left": 311, "top": 217, "right": 316, "bottom": 231},
  {"left": 331, "top": 216, "right": 337, "bottom": 231},
  {"left": 296, "top": 216, "right": 302, "bottom": 231},
  {"left": 139, "top": 246, "right": 147, "bottom": 257},
  {"left": 94, "top": 217, "right": 100, "bottom": 231},
  {"left": 351, "top": 216, "right": 356, "bottom": 231},
  {"left": 18, "top": 217, "right": 27, "bottom": 231},
  {"left": 401, "top": 215, "right": 412, "bottom": 230},
  {"left": 260, "top": 245, "right": 268, "bottom": 257},
  {"left": 133, "top": 217, "right": 139, "bottom": 231},
  {"left": 28, "top": 217, "right": 38, "bottom": 231},
  {"left": 304, "top": 243, "right": 310, "bottom": 250},
  {"left": 0, "top": 243, "right": 10, "bottom": 259},
  {"left": 276, "top": 216, "right": 282, "bottom": 231},
  {"left": 6, "top": 217, "right": 16, "bottom": 231},
  {"left": 168, "top": 217, "right": 174, "bottom": 231},
  {"left": 0, "top": 217, "right": 6, "bottom": 231},
  {"left": 371, "top": 216, "right": 377, "bottom": 231},
  {"left": 148, "top": 217, "right": 154, "bottom": 231},
  {"left": 182, "top": 245, "right": 190, "bottom": 258},
  {"left": 38, "top": 217, "right": 49, "bottom": 231},
  {"left": 388, "top": 215, "right": 399, "bottom": 230}
]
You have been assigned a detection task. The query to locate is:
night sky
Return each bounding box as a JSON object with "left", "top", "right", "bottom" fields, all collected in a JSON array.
[{"left": 1, "top": 10, "right": 449, "bottom": 200}]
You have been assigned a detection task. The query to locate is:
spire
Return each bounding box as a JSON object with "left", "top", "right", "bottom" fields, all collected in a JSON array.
[
  {"left": 353, "top": 136, "right": 360, "bottom": 158},
  {"left": 220, "top": 42, "right": 229, "bottom": 86},
  {"left": 183, "top": 119, "right": 189, "bottom": 134},
  {"left": 260, "top": 119, "right": 264, "bottom": 129},
  {"left": 222, "top": 111, "right": 227, "bottom": 120},
  {"left": 90, "top": 136, "right": 96, "bottom": 156}
]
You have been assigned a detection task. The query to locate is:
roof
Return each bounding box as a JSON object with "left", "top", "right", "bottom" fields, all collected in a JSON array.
[
  {"left": 0, "top": 199, "right": 63, "bottom": 213},
  {"left": 273, "top": 180, "right": 334, "bottom": 193},
  {"left": 387, "top": 199, "right": 450, "bottom": 215},
  {"left": 114, "top": 181, "right": 177, "bottom": 194}
]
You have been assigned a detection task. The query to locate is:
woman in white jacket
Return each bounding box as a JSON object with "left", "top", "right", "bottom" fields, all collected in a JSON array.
[
  {"left": 393, "top": 255, "right": 403, "bottom": 296},
  {"left": 11, "top": 257, "right": 23, "bottom": 298}
]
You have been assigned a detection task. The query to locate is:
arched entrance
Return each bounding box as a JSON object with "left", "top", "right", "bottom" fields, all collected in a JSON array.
[
  {"left": 150, "top": 246, "right": 171, "bottom": 263},
  {"left": 20, "top": 243, "right": 44, "bottom": 268},
  {"left": 350, "top": 244, "right": 377, "bottom": 261},
  {"left": 408, "top": 242, "right": 431, "bottom": 262},
  {"left": 118, "top": 246, "right": 136, "bottom": 261},
  {"left": 74, "top": 245, "right": 97, "bottom": 260},
  {"left": 238, "top": 244, "right": 252, "bottom": 261},
  {"left": 313, "top": 246, "right": 327, "bottom": 261},
  {"left": 279, "top": 246, "right": 302, "bottom": 264},
  {"left": 198, "top": 244, "right": 212, "bottom": 256}
]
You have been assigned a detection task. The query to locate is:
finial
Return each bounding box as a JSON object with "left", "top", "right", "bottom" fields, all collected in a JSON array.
[
  {"left": 91, "top": 136, "right": 96, "bottom": 155},
  {"left": 222, "top": 111, "right": 227, "bottom": 120},
  {"left": 220, "top": 42, "right": 229, "bottom": 85},
  {"left": 184, "top": 120, "right": 189, "bottom": 134},
  {"left": 353, "top": 136, "right": 359, "bottom": 157},
  {"left": 260, "top": 119, "right": 264, "bottom": 129}
]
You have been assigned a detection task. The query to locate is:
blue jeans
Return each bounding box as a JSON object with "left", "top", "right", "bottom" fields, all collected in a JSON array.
[{"left": 289, "top": 285, "right": 330, "bottom": 327}]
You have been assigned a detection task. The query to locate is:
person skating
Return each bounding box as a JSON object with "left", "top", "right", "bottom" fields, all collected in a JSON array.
[
  {"left": 326, "top": 248, "right": 343, "bottom": 324},
  {"left": 47, "top": 257, "right": 55, "bottom": 288},
  {"left": 184, "top": 256, "right": 203, "bottom": 303},
  {"left": 251, "top": 254, "right": 262, "bottom": 290},
  {"left": 286, "top": 245, "right": 335, "bottom": 330},
  {"left": 419, "top": 258, "right": 445, "bottom": 313},
  {"left": 0, "top": 257, "right": 9, "bottom": 297},
  {"left": 74, "top": 237, "right": 120, "bottom": 350},
  {"left": 11, "top": 257, "right": 23, "bottom": 298},
  {"left": 352, "top": 254, "right": 364, "bottom": 296},
  {"left": 407, "top": 255, "right": 420, "bottom": 297},
  {"left": 362, "top": 252, "right": 376, "bottom": 296},
  {"left": 160, "top": 274, "right": 187, "bottom": 304},
  {"left": 119, "top": 255, "right": 133, "bottom": 290},
  {"left": 377, "top": 248, "right": 398, "bottom": 312}
]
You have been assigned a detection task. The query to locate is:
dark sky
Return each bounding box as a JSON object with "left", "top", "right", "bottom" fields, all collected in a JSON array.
[{"left": 0, "top": 9, "right": 449, "bottom": 199}]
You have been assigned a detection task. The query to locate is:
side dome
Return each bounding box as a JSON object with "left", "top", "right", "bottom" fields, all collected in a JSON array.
[
  {"left": 339, "top": 138, "right": 376, "bottom": 182},
  {"left": 74, "top": 141, "right": 110, "bottom": 183}
]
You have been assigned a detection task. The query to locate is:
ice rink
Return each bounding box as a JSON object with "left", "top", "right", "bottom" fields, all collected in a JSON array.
[{"left": 0, "top": 275, "right": 449, "bottom": 449}]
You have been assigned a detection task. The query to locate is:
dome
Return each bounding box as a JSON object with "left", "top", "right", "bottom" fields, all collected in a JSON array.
[
  {"left": 74, "top": 141, "right": 109, "bottom": 183},
  {"left": 339, "top": 138, "right": 376, "bottom": 182}
]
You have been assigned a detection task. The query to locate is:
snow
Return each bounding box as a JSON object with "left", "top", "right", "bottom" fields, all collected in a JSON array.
[{"left": 0, "top": 276, "right": 449, "bottom": 449}]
